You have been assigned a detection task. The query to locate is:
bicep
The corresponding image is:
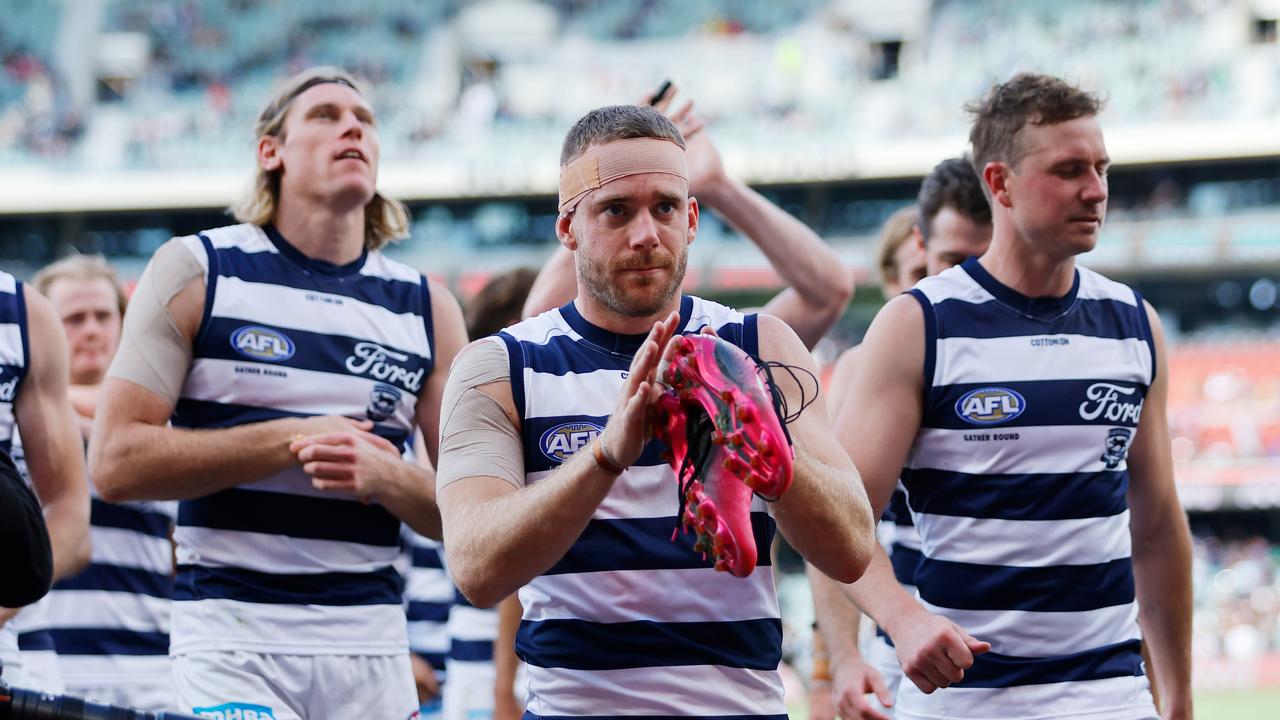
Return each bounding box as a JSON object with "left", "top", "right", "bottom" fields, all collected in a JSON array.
[
  {"left": 522, "top": 247, "right": 576, "bottom": 319},
  {"left": 833, "top": 297, "right": 924, "bottom": 514},
  {"left": 1125, "top": 303, "right": 1176, "bottom": 525},
  {"left": 755, "top": 314, "right": 853, "bottom": 473},
  {"left": 418, "top": 282, "right": 469, "bottom": 466}
]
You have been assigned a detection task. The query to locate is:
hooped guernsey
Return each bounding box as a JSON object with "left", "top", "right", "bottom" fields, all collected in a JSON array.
[
  {"left": 897, "top": 257, "right": 1158, "bottom": 720},
  {"left": 168, "top": 223, "right": 433, "bottom": 656},
  {"left": 498, "top": 296, "right": 787, "bottom": 719}
]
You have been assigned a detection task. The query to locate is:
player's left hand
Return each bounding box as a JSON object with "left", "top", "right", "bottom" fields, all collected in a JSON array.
[
  {"left": 642, "top": 82, "right": 727, "bottom": 199},
  {"left": 410, "top": 653, "right": 441, "bottom": 702},
  {"left": 0, "top": 605, "right": 19, "bottom": 629},
  {"left": 290, "top": 428, "right": 402, "bottom": 501}
]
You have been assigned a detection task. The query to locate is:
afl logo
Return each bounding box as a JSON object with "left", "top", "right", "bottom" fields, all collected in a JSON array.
[
  {"left": 540, "top": 421, "right": 603, "bottom": 463},
  {"left": 955, "top": 387, "right": 1026, "bottom": 425},
  {"left": 231, "top": 326, "right": 295, "bottom": 362}
]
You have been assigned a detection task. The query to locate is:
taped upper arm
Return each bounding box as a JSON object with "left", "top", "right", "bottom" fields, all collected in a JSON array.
[
  {"left": 106, "top": 237, "right": 205, "bottom": 409},
  {"left": 436, "top": 338, "right": 524, "bottom": 492}
]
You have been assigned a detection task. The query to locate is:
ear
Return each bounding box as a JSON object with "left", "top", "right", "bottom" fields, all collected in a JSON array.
[
  {"left": 555, "top": 213, "right": 578, "bottom": 251},
  {"left": 258, "top": 134, "right": 283, "bottom": 173},
  {"left": 983, "top": 161, "right": 1014, "bottom": 209},
  {"left": 686, "top": 196, "right": 700, "bottom": 247}
]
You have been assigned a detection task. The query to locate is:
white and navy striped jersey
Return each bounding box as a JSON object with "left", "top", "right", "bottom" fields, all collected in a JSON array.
[
  {"left": 872, "top": 483, "right": 920, "bottom": 648},
  {"left": 169, "top": 223, "right": 433, "bottom": 655},
  {"left": 47, "top": 486, "right": 176, "bottom": 688},
  {"left": 0, "top": 270, "right": 31, "bottom": 672},
  {"left": 499, "top": 297, "right": 786, "bottom": 719},
  {"left": 404, "top": 532, "right": 452, "bottom": 683},
  {"left": 897, "top": 258, "right": 1157, "bottom": 719}
]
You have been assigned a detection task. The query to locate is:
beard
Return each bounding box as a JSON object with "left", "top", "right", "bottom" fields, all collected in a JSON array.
[{"left": 578, "top": 243, "right": 688, "bottom": 319}]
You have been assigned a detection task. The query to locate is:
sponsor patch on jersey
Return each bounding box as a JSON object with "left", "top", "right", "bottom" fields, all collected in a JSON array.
[
  {"left": 955, "top": 387, "right": 1026, "bottom": 425},
  {"left": 231, "top": 325, "right": 295, "bottom": 362},
  {"left": 540, "top": 421, "right": 603, "bottom": 463},
  {"left": 192, "top": 702, "right": 276, "bottom": 719},
  {"left": 367, "top": 382, "right": 402, "bottom": 422},
  {"left": 1101, "top": 427, "right": 1133, "bottom": 470},
  {"left": 0, "top": 372, "right": 17, "bottom": 402}
]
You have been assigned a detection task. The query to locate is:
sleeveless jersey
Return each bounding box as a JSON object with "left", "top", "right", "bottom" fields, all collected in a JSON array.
[
  {"left": 897, "top": 258, "right": 1157, "bottom": 719},
  {"left": 0, "top": 270, "right": 31, "bottom": 672},
  {"left": 500, "top": 297, "right": 786, "bottom": 719},
  {"left": 404, "top": 532, "right": 452, "bottom": 683},
  {"left": 169, "top": 223, "right": 433, "bottom": 655},
  {"left": 46, "top": 482, "right": 176, "bottom": 688}
]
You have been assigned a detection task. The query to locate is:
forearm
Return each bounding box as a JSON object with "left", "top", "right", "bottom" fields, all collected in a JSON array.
[
  {"left": 374, "top": 461, "right": 442, "bottom": 540},
  {"left": 809, "top": 563, "right": 864, "bottom": 665},
  {"left": 773, "top": 446, "right": 875, "bottom": 583},
  {"left": 1133, "top": 513, "right": 1193, "bottom": 713},
  {"left": 702, "top": 177, "right": 851, "bottom": 346},
  {"left": 494, "top": 594, "right": 523, "bottom": 703},
  {"left": 443, "top": 449, "right": 616, "bottom": 607},
  {"left": 42, "top": 493, "right": 90, "bottom": 581},
  {"left": 842, "top": 546, "right": 928, "bottom": 638},
  {"left": 92, "top": 417, "right": 307, "bottom": 502}
]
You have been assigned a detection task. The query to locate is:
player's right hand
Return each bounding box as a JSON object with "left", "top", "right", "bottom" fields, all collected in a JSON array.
[
  {"left": 831, "top": 654, "right": 893, "bottom": 720},
  {"left": 410, "top": 652, "right": 440, "bottom": 702},
  {"left": 601, "top": 310, "right": 681, "bottom": 468},
  {"left": 892, "top": 611, "right": 990, "bottom": 694}
]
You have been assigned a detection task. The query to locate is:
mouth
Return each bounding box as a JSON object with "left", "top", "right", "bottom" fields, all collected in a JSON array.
[{"left": 335, "top": 149, "right": 367, "bottom": 164}]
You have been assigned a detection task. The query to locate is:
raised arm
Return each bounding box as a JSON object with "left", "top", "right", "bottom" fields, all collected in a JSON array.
[
  {"left": 755, "top": 313, "right": 874, "bottom": 582},
  {"left": 1125, "top": 302, "right": 1192, "bottom": 720},
  {"left": 656, "top": 89, "right": 852, "bottom": 348},
  {"left": 438, "top": 312, "right": 681, "bottom": 608},
  {"left": 828, "top": 295, "right": 988, "bottom": 694},
  {"left": 16, "top": 286, "right": 90, "bottom": 580},
  {"left": 90, "top": 239, "right": 370, "bottom": 502}
]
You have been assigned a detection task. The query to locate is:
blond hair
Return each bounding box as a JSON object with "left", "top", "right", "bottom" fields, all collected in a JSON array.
[
  {"left": 875, "top": 205, "right": 920, "bottom": 289},
  {"left": 230, "top": 66, "right": 410, "bottom": 251},
  {"left": 32, "top": 254, "right": 128, "bottom": 315}
]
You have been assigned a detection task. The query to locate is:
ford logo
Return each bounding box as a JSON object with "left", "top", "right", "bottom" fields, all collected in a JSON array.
[
  {"left": 231, "top": 326, "right": 295, "bottom": 362},
  {"left": 955, "top": 387, "right": 1026, "bottom": 425}
]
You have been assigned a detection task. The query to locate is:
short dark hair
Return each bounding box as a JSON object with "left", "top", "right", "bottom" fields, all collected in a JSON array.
[
  {"left": 560, "top": 105, "right": 685, "bottom": 165},
  {"left": 917, "top": 156, "right": 990, "bottom": 243},
  {"left": 465, "top": 267, "right": 538, "bottom": 339},
  {"left": 966, "top": 73, "right": 1103, "bottom": 178}
]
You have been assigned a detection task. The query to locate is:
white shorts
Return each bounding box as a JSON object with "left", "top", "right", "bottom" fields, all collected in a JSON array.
[
  {"left": 865, "top": 634, "right": 902, "bottom": 717},
  {"left": 442, "top": 659, "right": 496, "bottom": 720},
  {"left": 70, "top": 680, "right": 177, "bottom": 714},
  {"left": 174, "top": 651, "right": 418, "bottom": 720}
]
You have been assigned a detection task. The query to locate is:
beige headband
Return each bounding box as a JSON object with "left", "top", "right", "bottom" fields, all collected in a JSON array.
[{"left": 558, "top": 137, "right": 689, "bottom": 215}]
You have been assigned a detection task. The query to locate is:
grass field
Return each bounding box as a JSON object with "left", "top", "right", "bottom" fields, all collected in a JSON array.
[{"left": 1194, "top": 688, "right": 1280, "bottom": 719}]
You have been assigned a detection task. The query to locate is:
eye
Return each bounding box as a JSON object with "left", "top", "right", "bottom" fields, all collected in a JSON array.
[
  {"left": 656, "top": 201, "right": 677, "bottom": 214},
  {"left": 604, "top": 204, "right": 626, "bottom": 217}
]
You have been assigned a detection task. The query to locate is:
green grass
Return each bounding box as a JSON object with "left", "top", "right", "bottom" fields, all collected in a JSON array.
[{"left": 1193, "top": 689, "right": 1280, "bottom": 720}]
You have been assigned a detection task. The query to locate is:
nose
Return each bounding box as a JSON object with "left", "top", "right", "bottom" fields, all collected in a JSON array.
[
  {"left": 628, "top": 209, "right": 661, "bottom": 251},
  {"left": 1082, "top": 168, "right": 1107, "bottom": 205},
  {"left": 340, "top": 110, "right": 363, "bottom": 140}
]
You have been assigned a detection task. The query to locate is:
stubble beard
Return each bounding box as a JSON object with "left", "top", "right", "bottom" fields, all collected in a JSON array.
[{"left": 579, "top": 244, "right": 689, "bottom": 319}]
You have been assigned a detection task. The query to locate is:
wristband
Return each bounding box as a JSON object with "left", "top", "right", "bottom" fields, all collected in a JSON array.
[
  {"left": 592, "top": 436, "right": 625, "bottom": 475},
  {"left": 812, "top": 655, "right": 831, "bottom": 682}
]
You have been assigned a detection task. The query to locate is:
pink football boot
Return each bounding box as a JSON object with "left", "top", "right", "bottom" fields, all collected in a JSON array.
[{"left": 650, "top": 334, "right": 794, "bottom": 577}]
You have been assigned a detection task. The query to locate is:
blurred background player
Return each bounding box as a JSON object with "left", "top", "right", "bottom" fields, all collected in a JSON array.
[
  {"left": 30, "top": 255, "right": 176, "bottom": 711},
  {"left": 0, "top": 267, "right": 91, "bottom": 690},
  {"left": 88, "top": 67, "right": 468, "bottom": 720},
  {"left": 813, "top": 157, "right": 992, "bottom": 719},
  {"left": 403, "top": 266, "right": 537, "bottom": 720},
  {"left": 829, "top": 73, "right": 1192, "bottom": 720}
]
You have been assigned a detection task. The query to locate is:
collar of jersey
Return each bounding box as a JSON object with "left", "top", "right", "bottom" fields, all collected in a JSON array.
[
  {"left": 559, "top": 295, "right": 694, "bottom": 357},
  {"left": 962, "top": 256, "right": 1080, "bottom": 322},
  {"left": 263, "top": 224, "right": 369, "bottom": 279}
]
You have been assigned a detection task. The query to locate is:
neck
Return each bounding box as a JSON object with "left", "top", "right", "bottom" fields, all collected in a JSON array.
[
  {"left": 573, "top": 290, "right": 681, "bottom": 336},
  {"left": 979, "top": 223, "right": 1077, "bottom": 298},
  {"left": 273, "top": 194, "right": 366, "bottom": 265}
]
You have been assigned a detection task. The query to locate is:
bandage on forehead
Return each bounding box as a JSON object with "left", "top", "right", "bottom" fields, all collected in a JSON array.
[{"left": 558, "top": 137, "right": 689, "bottom": 214}]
